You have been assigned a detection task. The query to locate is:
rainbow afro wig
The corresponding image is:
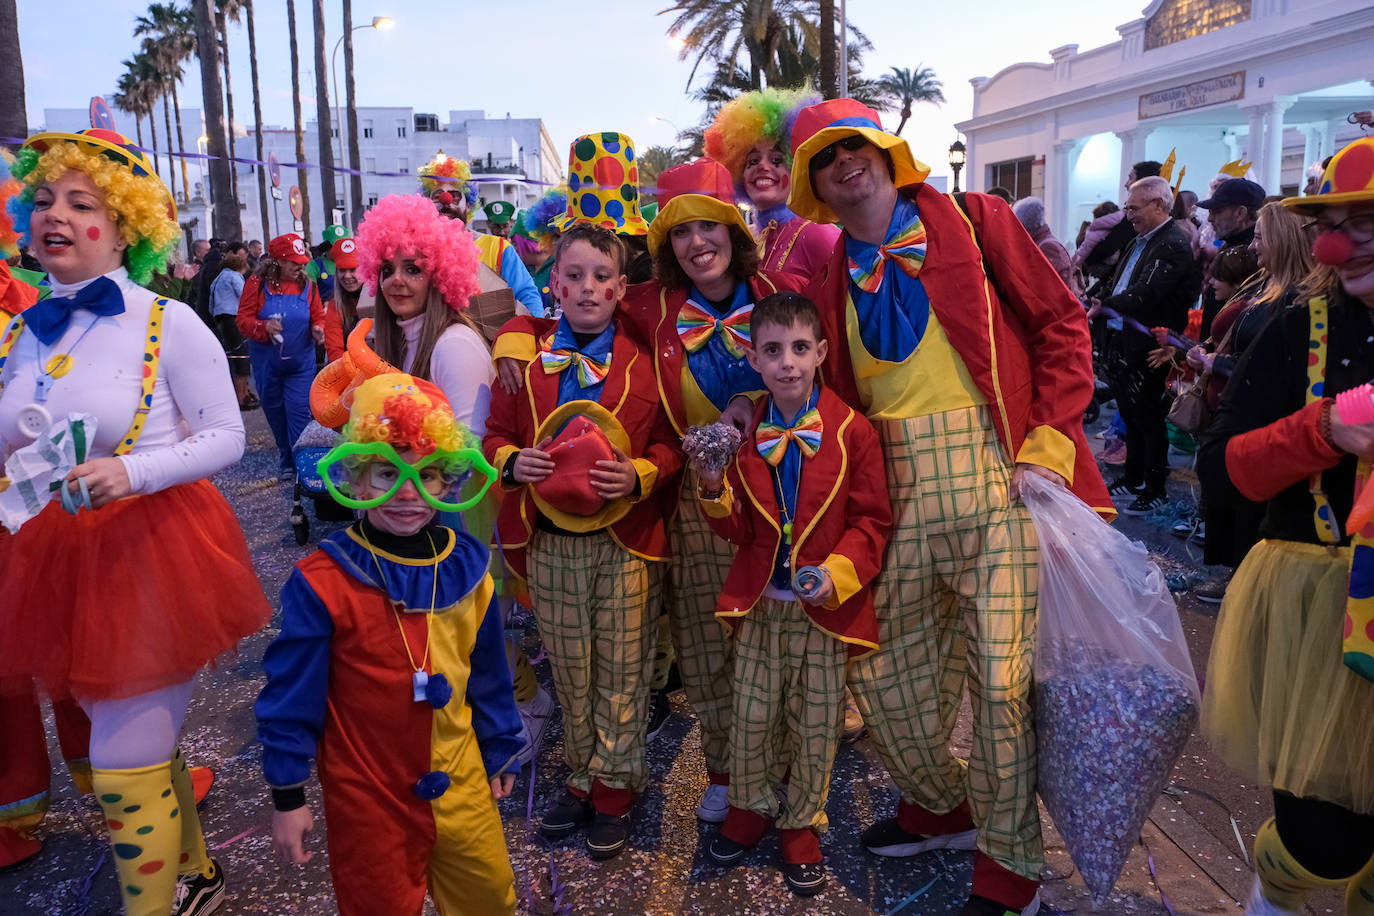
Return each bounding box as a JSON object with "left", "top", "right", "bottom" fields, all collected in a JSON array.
[
  {"left": 0, "top": 151, "right": 22, "bottom": 259},
  {"left": 355, "top": 193, "right": 482, "bottom": 311},
  {"left": 524, "top": 188, "right": 568, "bottom": 241},
  {"left": 705, "top": 88, "right": 822, "bottom": 188},
  {"left": 418, "top": 154, "right": 479, "bottom": 208},
  {"left": 8, "top": 133, "right": 179, "bottom": 285},
  {"left": 341, "top": 372, "right": 470, "bottom": 459}
]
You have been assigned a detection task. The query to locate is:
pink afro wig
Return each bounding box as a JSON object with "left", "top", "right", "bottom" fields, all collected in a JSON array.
[{"left": 355, "top": 193, "right": 482, "bottom": 311}]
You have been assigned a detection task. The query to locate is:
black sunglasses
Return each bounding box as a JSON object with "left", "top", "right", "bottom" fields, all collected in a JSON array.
[{"left": 809, "top": 134, "right": 870, "bottom": 173}]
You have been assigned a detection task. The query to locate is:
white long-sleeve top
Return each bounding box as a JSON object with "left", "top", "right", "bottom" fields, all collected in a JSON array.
[
  {"left": 398, "top": 314, "right": 494, "bottom": 438},
  {"left": 0, "top": 267, "right": 245, "bottom": 494}
]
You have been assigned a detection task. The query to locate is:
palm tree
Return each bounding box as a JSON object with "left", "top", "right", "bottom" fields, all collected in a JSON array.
[
  {"left": 192, "top": 0, "right": 239, "bottom": 238},
  {"left": 135, "top": 4, "right": 197, "bottom": 202},
  {"left": 215, "top": 0, "right": 246, "bottom": 213},
  {"left": 342, "top": 0, "right": 365, "bottom": 227},
  {"left": 638, "top": 145, "right": 689, "bottom": 191},
  {"left": 877, "top": 65, "right": 946, "bottom": 136},
  {"left": 661, "top": 0, "right": 812, "bottom": 92},
  {"left": 817, "top": 0, "right": 835, "bottom": 98},
  {"left": 311, "top": 0, "right": 337, "bottom": 223},
  {"left": 139, "top": 37, "right": 179, "bottom": 200},
  {"left": 244, "top": 0, "right": 270, "bottom": 243},
  {"left": 0, "top": 0, "right": 27, "bottom": 150},
  {"left": 119, "top": 53, "right": 163, "bottom": 176},
  {"left": 286, "top": 0, "right": 312, "bottom": 241}
]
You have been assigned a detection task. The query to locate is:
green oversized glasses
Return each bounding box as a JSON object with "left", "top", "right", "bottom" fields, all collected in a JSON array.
[{"left": 316, "top": 441, "right": 497, "bottom": 512}]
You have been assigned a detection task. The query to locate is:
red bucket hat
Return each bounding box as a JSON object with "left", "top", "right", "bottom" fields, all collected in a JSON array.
[
  {"left": 646, "top": 158, "right": 751, "bottom": 256},
  {"left": 787, "top": 98, "right": 931, "bottom": 225},
  {"left": 269, "top": 233, "right": 311, "bottom": 265}
]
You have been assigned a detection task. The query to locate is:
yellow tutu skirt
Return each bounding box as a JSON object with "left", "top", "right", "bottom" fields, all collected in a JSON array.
[{"left": 1202, "top": 539, "right": 1374, "bottom": 813}]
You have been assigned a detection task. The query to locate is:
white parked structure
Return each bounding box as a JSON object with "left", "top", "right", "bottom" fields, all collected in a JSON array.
[
  {"left": 37, "top": 104, "right": 564, "bottom": 248},
  {"left": 955, "top": 0, "right": 1373, "bottom": 244}
]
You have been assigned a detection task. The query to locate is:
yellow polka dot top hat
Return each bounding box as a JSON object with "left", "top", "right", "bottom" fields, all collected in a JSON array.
[{"left": 551, "top": 132, "right": 650, "bottom": 236}]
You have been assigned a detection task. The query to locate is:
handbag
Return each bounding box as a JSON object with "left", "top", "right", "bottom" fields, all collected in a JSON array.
[{"left": 1165, "top": 322, "right": 1236, "bottom": 434}]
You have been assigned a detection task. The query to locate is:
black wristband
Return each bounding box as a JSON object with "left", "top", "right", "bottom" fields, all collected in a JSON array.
[
  {"left": 272, "top": 787, "right": 307, "bottom": 812},
  {"left": 501, "top": 457, "right": 519, "bottom": 487}
]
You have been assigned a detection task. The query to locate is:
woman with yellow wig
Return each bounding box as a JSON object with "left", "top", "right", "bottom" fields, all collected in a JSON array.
[{"left": 0, "top": 129, "right": 270, "bottom": 916}]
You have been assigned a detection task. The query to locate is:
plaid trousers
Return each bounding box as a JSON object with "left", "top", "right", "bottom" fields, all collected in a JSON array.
[
  {"left": 528, "top": 531, "right": 661, "bottom": 794},
  {"left": 729, "top": 597, "right": 848, "bottom": 832},
  {"left": 847, "top": 405, "right": 1043, "bottom": 879},
  {"left": 666, "top": 476, "right": 737, "bottom": 775}
]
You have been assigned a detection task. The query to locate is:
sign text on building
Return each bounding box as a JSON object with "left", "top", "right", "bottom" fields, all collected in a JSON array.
[{"left": 1138, "top": 71, "right": 1245, "bottom": 120}]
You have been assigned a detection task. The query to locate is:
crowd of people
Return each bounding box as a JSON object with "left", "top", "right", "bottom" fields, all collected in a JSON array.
[{"left": 0, "top": 89, "right": 1372, "bottom": 916}]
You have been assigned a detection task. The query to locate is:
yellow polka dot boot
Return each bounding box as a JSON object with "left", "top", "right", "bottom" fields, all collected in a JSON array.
[{"left": 92, "top": 761, "right": 181, "bottom": 916}]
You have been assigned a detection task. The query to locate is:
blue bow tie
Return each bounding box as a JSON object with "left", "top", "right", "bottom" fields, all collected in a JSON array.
[{"left": 26, "top": 276, "right": 126, "bottom": 345}]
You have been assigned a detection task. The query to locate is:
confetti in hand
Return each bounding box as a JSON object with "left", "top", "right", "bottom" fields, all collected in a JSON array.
[{"left": 682, "top": 423, "right": 743, "bottom": 473}]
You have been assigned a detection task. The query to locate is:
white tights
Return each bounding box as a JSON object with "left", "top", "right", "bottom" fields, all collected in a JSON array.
[{"left": 82, "top": 679, "right": 195, "bottom": 770}]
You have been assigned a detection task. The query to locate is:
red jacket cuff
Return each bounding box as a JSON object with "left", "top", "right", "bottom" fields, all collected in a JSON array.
[{"left": 1226, "top": 400, "right": 1343, "bottom": 502}]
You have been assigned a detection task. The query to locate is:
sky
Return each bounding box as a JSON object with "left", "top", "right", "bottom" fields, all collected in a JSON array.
[{"left": 16, "top": 0, "right": 1138, "bottom": 187}]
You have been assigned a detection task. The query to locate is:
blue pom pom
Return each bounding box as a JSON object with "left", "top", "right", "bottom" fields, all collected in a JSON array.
[
  {"left": 425, "top": 672, "right": 452, "bottom": 709},
  {"left": 413, "top": 770, "right": 450, "bottom": 800}
]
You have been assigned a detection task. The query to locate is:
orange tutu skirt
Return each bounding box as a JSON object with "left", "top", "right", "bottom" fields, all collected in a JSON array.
[{"left": 0, "top": 479, "right": 271, "bottom": 702}]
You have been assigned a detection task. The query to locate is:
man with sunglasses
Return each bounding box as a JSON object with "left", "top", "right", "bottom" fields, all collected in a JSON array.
[{"left": 787, "top": 98, "right": 1108, "bottom": 916}]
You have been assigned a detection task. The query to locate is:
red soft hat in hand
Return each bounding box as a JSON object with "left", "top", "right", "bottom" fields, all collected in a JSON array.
[
  {"left": 330, "top": 237, "right": 360, "bottom": 269},
  {"left": 528, "top": 401, "right": 636, "bottom": 532},
  {"left": 269, "top": 233, "right": 311, "bottom": 264}
]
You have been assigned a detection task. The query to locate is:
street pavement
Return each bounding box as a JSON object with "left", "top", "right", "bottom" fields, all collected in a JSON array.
[{"left": 0, "top": 408, "right": 1338, "bottom": 915}]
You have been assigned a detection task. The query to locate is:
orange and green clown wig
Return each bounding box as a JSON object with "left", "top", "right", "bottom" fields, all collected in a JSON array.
[
  {"left": 8, "top": 129, "right": 179, "bottom": 286},
  {"left": 418, "top": 154, "right": 479, "bottom": 209},
  {"left": 704, "top": 88, "right": 821, "bottom": 190}
]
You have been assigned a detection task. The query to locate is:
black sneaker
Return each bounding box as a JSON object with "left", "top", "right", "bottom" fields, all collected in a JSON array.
[
  {"left": 1195, "top": 580, "right": 1227, "bottom": 604},
  {"left": 172, "top": 860, "right": 225, "bottom": 916},
  {"left": 780, "top": 861, "right": 827, "bottom": 897},
  {"left": 1121, "top": 491, "right": 1167, "bottom": 516},
  {"left": 539, "top": 792, "right": 594, "bottom": 839},
  {"left": 663, "top": 662, "right": 683, "bottom": 694},
  {"left": 585, "top": 813, "right": 629, "bottom": 860},
  {"left": 646, "top": 688, "right": 672, "bottom": 743},
  {"left": 707, "top": 832, "right": 748, "bottom": 866},
  {"left": 958, "top": 892, "right": 1041, "bottom": 916},
  {"left": 860, "top": 818, "right": 978, "bottom": 858},
  {"left": 1107, "top": 477, "right": 1145, "bottom": 498}
]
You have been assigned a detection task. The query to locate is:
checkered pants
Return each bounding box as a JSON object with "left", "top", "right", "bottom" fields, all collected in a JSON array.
[
  {"left": 528, "top": 531, "right": 661, "bottom": 794},
  {"left": 729, "top": 597, "right": 848, "bottom": 832},
  {"left": 847, "top": 405, "right": 1043, "bottom": 879},
  {"left": 666, "top": 476, "right": 737, "bottom": 775}
]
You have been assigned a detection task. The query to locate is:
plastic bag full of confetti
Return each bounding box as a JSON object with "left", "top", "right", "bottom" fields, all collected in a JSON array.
[
  {"left": 1019, "top": 474, "right": 1200, "bottom": 904},
  {"left": 682, "top": 423, "right": 743, "bottom": 473}
]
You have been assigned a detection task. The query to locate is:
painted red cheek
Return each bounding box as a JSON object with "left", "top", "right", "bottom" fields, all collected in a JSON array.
[
  {"left": 604, "top": 288, "right": 614, "bottom": 301},
  {"left": 85, "top": 226, "right": 101, "bottom": 241},
  {"left": 560, "top": 286, "right": 569, "bottom": 300}
]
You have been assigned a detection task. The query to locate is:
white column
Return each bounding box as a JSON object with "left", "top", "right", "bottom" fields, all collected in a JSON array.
[
  {"left": 1243, "top": 105, "right": 1267, "bottom": 178},
  {"left": 1115, "top": 127, "right": 1150, "bottom": 193},
  {"left": 1261, "top": 97, "right": 1297, "bottom": 194},
  {"left": 1050, "top": 138, "right": 1084, "bottom": 244},
  {"left": 1300, "top": 124, "right": 1323, "bottom": 172},
  {"left": 1323, "top": 118, "right": 1345, "bottom": 161}
]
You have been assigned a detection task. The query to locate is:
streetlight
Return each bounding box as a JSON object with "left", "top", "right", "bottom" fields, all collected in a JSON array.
[
  {"left": 332, "top": 16, "right": 395, "bottom": 227},
  {"left": 948, "top": 138, "right": 966, "bottom": 193}
]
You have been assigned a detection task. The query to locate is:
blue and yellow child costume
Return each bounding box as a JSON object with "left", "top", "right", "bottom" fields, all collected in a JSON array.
[{"left": 255, "top": 374, "right": 523, "bottom": 916}]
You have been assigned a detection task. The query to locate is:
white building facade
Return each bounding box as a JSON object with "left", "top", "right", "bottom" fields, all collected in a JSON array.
[
  {"left": 955, "top": 0, "right": 1374, "bottom": 245},
  {"left": 38, "top": 104, "right": 564, "bottom": 248}
]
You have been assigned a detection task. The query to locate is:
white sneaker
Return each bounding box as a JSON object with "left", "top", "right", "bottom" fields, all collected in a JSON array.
[
  {"left": 696, "top": 783, "right": 729, "bottom": 823},
  {"left": 515, "top": 686, "right": 554, "bottom": 768},
  {"left": 1245, "top": 877, "right": 1301, "bottom": 916}
]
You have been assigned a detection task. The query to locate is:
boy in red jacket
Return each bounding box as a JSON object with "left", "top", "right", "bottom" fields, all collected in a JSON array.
[
  {"left": 689, "top": 291, "right": 891, "bottom": 896},
  {"left": 482, "top": 223, "right": 683, "bottom": 860}
]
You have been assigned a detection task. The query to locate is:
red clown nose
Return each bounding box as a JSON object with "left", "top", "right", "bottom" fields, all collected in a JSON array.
[
  {"left": 1313, "top": 230, "right": 1355, "bottom": 266},
  {"left": 436, "top": 191, "right": 454, "bottom": 206}
]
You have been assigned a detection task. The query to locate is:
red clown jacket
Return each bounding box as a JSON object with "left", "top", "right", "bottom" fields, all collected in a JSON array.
[
  {"left": 699, "top": 386, "right": 892, "bottom": 657},
  {"left": 814, "top": 186, "right": 1112, "bottom": 518},
  {"left": 482, "top": 317, "right": 684, "bottom": 585}
]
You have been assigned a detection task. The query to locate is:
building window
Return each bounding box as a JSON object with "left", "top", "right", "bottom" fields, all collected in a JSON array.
[
  {"left": 331, "top": 125, "right": 339, "bottom": 138},
  {"left": 363, "top": 119, "right": 374, "bottom": 139},
  {"left": 396, "top": 120, "right": 407, "bottom": 139},
  {"left": 398, "top": 157, "right": 409, "bottom": 174},
  {"left": 364, "top": 157, "right": 376, "bottom": 173},
  {"left": 1145, "top": 0, "right": 1250, "bottom": 50},
  {"left": 367, "top": 195, "right": 378, "bottom": 207},
  {"left": 987, "top": 158, "right": 1034, "bottom": 200}
]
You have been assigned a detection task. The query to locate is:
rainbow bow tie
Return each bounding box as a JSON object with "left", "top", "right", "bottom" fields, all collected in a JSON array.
[
  {"left": 676, "top": 300, "right": 753, "bottom": 358},
  {"left": 847, "top": 215, "right": 928, "bottom": 294},
  {"left": 541, "top": 347, "right": 609, "bottom": 388},
  {"left": 756, "top": 408, "right": 823, "bottom": 465}
]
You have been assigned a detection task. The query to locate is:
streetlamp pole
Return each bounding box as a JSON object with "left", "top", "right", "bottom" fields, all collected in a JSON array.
[
  {"left": 331, "top": 16, "right": 392, "bottom": 228},
  {"left": 839, "top": 0, "right": 848, "bottom": 97}
]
